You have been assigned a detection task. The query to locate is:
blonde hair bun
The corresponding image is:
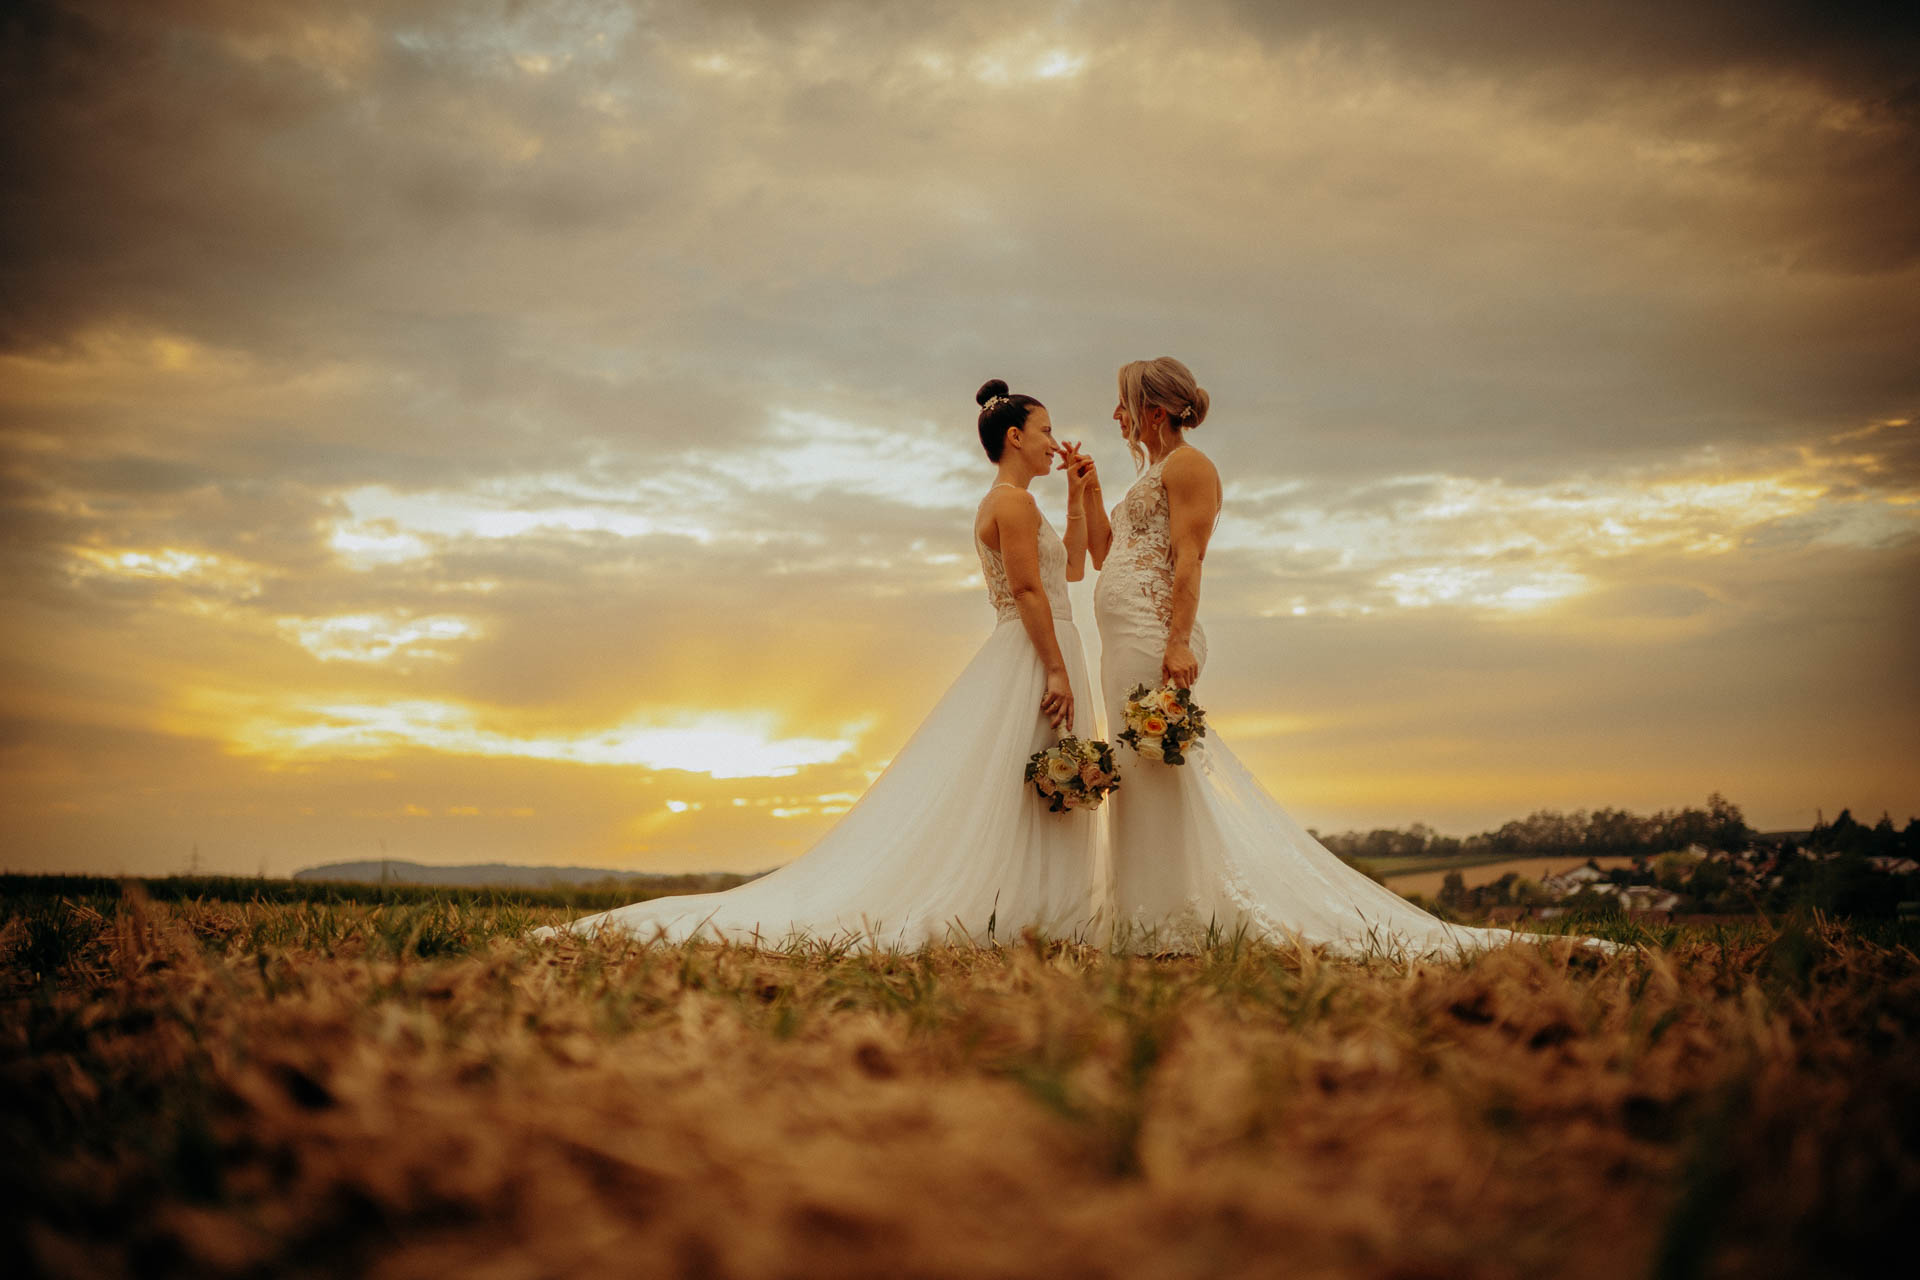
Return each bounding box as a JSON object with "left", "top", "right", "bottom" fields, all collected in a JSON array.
[
  {"left": 1117, "top": 357, "right": 1208, "bottom": 464},
  {"left": 1183, "top": 386, "right": 1210, "bottom": 430}
]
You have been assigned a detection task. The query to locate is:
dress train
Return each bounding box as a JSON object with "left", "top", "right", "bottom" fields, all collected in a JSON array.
[{"left": 540, "top": 500, "right": 1103, "bottom": 949}]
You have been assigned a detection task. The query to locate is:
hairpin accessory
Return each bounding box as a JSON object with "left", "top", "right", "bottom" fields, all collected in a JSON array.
[{"left": 984, "top": 395, "right": 1011, "bottom": 412}]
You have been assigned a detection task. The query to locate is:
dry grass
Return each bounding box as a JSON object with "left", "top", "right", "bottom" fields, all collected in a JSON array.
[{"left": 3, "top": 890, "right": 1915, "bottom": 1279}]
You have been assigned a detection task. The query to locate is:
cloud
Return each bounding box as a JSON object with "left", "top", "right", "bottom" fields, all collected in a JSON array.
[
  {"left": 1203, "top": 539, "right": 1920, "bottom": 832},
  {"left": 3, "top": 3, "right": 1914, "bottom": 512},
  {"left": 1227, "top": 0, "right": 1920, "bottom": 272},
  {"left": 0, "top": 1, "right": 1914, "bottom": 872},
  {"left": 1224, "top": 0, "right": 1920, "bottom": 94}
]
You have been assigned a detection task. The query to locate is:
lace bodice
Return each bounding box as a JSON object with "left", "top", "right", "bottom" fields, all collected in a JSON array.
[
  {"left": 1092, "top": 453, "right": 1180, "bottom": 640},
  {"left": 975, "top": 490, "right": 1073, "bottom": 624}
]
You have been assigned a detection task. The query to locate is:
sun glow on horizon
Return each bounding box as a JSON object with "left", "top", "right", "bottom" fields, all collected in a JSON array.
[{"left": 227, "top": 700, "right": 866, "bottom": 779}]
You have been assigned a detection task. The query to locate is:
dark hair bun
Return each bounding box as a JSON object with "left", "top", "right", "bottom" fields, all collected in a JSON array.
[
  {"left": 973, "top": 379, "right": 1044, "bottom": 462},
  {"left": 975, "top": 378, "right": 1010, "bottom": 407}
]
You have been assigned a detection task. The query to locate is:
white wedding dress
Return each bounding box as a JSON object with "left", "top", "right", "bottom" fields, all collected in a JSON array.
[
  {"left": 540, "top": 491, "right": 1104, "bottom": 949},
  {"left": 1094, "top": 450, "right": 1519, "bottom": 958}
]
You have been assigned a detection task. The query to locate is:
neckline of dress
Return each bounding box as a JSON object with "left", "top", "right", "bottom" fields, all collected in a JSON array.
[{"left": 982, "top": 480, "right": 1038, "bottom": 511}]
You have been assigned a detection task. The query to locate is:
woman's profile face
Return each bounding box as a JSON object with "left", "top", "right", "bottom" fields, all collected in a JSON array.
[{"left": 1012, "top": 406, "right": 1058, "bottom": 471}]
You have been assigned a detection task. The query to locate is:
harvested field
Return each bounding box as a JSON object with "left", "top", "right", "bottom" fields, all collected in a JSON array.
[{"left": 3, "top": 888, "right": 1916, "bottom": 1278}]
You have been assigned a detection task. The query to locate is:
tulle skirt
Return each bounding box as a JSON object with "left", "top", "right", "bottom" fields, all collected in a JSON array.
[
  {"left": 540, "top": 616, "right": 1106, "bottom": 950},
  {"left": 1096, "top": 619, "right": 1519, "bottom": 958}
]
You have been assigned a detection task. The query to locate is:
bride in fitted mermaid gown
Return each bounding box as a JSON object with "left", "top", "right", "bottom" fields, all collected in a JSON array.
[
  {"left": 540, "top": 382, "right": 1102, "bottom": 949},
  {"left": 1088, "top": 359, "right": 1518, "bottom": 957}
]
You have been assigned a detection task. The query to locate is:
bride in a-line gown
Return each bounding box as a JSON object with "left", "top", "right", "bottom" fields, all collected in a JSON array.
[
  {"left": 1079, "top": 357, "right": 1521, "bottom": 957},
  {"left": 539, "top": 381, "right": 1104, "bottom": 949}
]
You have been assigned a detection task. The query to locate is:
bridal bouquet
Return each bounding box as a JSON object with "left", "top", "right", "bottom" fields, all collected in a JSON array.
[
  {"left": 1025, "top": 736, "right": 1120, "bottom": 812},
  {"left": 1118, "top": 682, "right": 1208, "bottom": 765}
]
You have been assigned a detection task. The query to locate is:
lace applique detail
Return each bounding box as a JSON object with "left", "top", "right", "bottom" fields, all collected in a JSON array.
[
  {"left": 976, "top": 494, "right": 1072, "bottom": 624},
  {"left": 1093, "top": 456, "right": 1177, "bottom": 637}
]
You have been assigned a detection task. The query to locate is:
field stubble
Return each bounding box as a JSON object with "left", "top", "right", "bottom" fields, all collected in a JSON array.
[{"left": 2, "top": 889, "right": 1915, "bottom": 1279}]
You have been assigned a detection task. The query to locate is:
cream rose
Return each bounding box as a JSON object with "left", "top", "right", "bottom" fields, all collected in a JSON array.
[
  {"left": 1046, "top": 754, "right": 1078, "bottom": 783},
  {"left": 1143, "top": 715, "right": 1168, "bottom": 737},
  {"left": 1137, "top": 740, "right": 1164, "bottom": 761}
]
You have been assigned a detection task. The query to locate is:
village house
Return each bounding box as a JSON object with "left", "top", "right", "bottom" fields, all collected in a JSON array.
[{"left": 1540, "top": 863, "right": 1608, "bottom": 897}]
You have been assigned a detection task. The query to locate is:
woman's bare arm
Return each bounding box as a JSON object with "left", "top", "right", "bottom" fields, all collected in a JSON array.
[
  {"left": 1062, "top": 492, "right": 1088, "bottom": 584},
  {"left": 1060, "top": 442, "right": 1093, "bottom": 581},
  {"left": 1075, "top": 450, "right": 1111, "bottom": 569},
  {"left": 1160, "top": 449, "right": 1221, "bottom": 688},
  {"left": 992, "top": 490, "right": 1075, "bottom": 730}
]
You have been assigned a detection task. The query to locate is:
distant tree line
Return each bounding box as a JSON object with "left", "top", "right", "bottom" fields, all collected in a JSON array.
[
  {"left": 1408, "top": 804, "right": 1920, "bottom": 921},
  {"left": 1316, "top": 793, "right": 1755, "bottom": 861},
  {"left": 1796, "top": 808, "right": 1920, "bottom": 860},
  {"left": 1751, "top": 809, "right": 1920, "bottom": 918}
]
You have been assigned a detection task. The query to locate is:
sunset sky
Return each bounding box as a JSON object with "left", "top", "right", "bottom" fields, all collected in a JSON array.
[{"left": 3, "top": 0, "right": 1916, "bottom": 878}]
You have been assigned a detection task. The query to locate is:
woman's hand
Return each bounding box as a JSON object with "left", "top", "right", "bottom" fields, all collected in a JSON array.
[
  {"left": 1058, "top": 441, "right": 1098, "bottom": 506},
  {"left": 1162, "top": 640, "right": 1198, "bottom": 689},
  {"left": 1041, "top": 667, "right": 1075, "bottom": 731}
]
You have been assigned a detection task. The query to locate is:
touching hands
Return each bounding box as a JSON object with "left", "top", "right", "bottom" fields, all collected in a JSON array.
[{"left": 1056, "top": 440, "right": 1098, "bottom": 504}]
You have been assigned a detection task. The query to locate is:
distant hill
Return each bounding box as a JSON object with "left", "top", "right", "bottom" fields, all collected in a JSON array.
[{"left": 293, "top": 860, "right": 764, "bottom": 891}]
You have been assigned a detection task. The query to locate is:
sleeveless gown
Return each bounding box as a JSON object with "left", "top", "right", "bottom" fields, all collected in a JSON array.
[
  {"left": 540, "top": 492, "right": 1104, "bottom": 949},
  {"left": 1093, "top": 452, "right": 1517, "bottom": 957}
]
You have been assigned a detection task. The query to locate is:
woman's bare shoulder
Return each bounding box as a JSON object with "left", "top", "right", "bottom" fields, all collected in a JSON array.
[
  {"left": 986, "top": 486, "right": 1041, "bottom": 522},
  {"left": 1164, "top": 446, "right": 1219, "bottom": 486}
]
